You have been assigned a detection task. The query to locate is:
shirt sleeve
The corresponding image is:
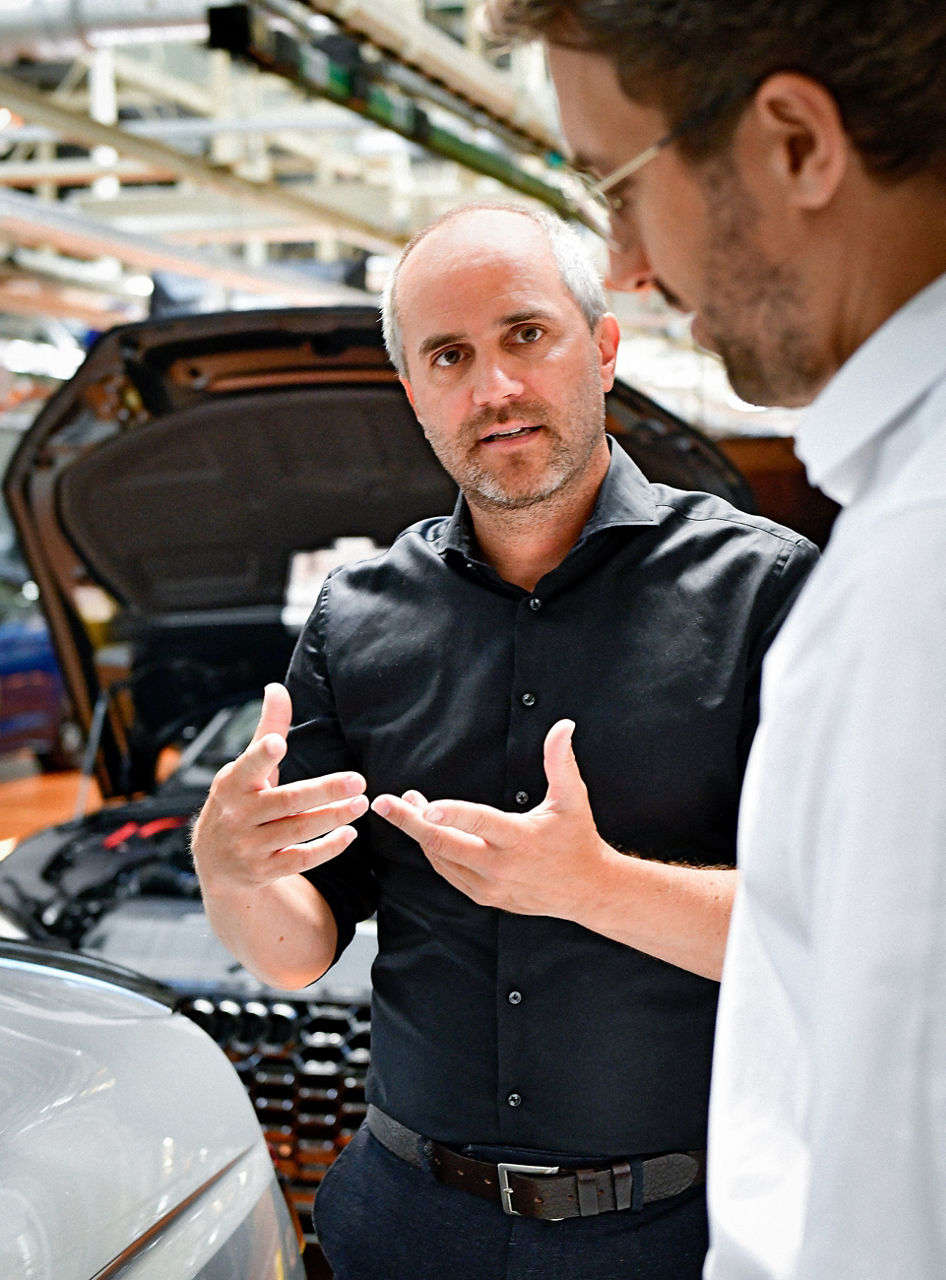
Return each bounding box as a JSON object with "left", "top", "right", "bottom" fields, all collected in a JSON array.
[
  {"left": 737, "top": 532, "right": 820, "bottom": 771},
  {"left": 282, "top": 577, "right": 380, "bottom": 965}
]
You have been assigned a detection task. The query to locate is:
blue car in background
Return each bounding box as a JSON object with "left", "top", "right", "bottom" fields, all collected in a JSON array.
[
  {"left": 1, "top": 416, "right": 78, "bottom": 770},
  {"left": 0, "top": 573, "right": 77, "bottom": 769}
]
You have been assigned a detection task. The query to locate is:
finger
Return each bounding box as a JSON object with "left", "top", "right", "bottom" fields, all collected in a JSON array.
[
  {"left": 372, "top": 794, "right": 486, "bottom": 860},
  {"left": 226, "top": 729, "right": 288, "bottom": 793},
  {"left": 541, "top": 719, "right": 588, "bottom": 812},
  {"left": 260, "top": 792, "right": 370, "bottom": 853},
  {"left": 401, "top": 790, "right": 429, "bottom": 809},
  {"left": 269, "top": 823, "right": 361, "bottom": 880},
  {"left": 420, "top": 797, "right": 521, "bottom": 846},
  {"left": 250, "top": 682, "right": 293, "bottom": 747},
  {"left": 247, "top": 683, "right": 293, "bottom": 789},
  {"left": 255, "top": 772, "right": 367, "bottom": 824},
  {"left": 423, "top": 854, "right": 487, "bottom": 904}
]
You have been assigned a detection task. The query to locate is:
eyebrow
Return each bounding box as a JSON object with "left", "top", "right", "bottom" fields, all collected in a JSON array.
[{"left": 416, "top": 308, "right": 556, "bottom": 359}]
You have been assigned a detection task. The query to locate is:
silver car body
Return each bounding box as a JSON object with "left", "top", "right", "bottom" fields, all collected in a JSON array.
[{"left": 0, "top": 942, "right": 305, "bottom": 1280}]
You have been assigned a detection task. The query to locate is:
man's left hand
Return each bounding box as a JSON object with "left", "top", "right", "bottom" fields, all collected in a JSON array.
[{"left": 371, "top": 719, "right": 610, "bottom": 918}]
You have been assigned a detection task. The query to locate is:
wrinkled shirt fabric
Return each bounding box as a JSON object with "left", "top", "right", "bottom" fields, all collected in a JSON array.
[
  {"left": 706, "top": 273, "right": 946, "bottom": 1279},
  {"left": 283, "top": 441, "right": 816, "bottom": 1157}
]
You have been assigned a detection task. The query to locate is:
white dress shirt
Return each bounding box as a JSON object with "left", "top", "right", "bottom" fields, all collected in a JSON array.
[{"left": 705, "top": 272, "right": 946, "bottom": 1280}]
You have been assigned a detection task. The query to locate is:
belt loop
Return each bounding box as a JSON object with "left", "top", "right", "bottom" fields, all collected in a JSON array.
[
  {"left": 576, "top": 1167, "right": 600, "bottom": 1217},
  {"left": 611, "top": 1160, "right": 632, "bottom": 1213},
  {"left": 630, "top": 1158, "right": 645, "bottom": 1212}
]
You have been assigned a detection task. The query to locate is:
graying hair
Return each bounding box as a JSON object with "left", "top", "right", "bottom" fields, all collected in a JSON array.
[{"left": 381, "top": 202, "right": 608, "bottom": 377}]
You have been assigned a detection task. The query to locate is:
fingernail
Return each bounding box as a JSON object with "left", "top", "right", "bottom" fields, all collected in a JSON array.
[
  {"left": 344, "top": 773, "right": 366, "bottom": 795},
  {"left": 425, "top": 806, "right": 444, "bottom": 823},
  {"left": 371, "top": 797, "right": 390, "bottom": 817}
]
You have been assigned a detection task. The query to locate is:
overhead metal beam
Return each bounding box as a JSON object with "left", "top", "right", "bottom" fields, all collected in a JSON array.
[
  {"left": 68, "top": 181, "right": 400, "bottom": 242},
  {"left": 0, "top": 188, "right": 370, "bottom": 304},
  {"left": 0, "top": 69, "right": 402, "bottom": 254},
  {"left": 0, "top": 0, "right": 557, "bottom": 154},
  {"left": 307, "top": 0, "right": 559, "bottom": 151},
  {"left": 0, "top": 158, "right": 177, "bottom": 186},
  {"left": 0, "top": 267, "right": 142, "bottom": 327},
  {"left": 231, "top": 1, "right": 577, "bottom": 219}
]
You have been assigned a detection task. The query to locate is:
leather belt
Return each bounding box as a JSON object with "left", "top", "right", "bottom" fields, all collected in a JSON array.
[{"left": 366, "top": 1104, "right": 705, "bottom": 1221}]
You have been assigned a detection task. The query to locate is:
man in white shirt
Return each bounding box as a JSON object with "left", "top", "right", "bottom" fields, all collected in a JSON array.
[{"left": 479, "top": 2, "right": 946, "bottom": 1276}]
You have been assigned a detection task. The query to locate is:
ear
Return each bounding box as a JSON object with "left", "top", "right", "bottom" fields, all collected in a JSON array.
[
  {"left": 594, "top": 312, "right": 621, "bottom": 392},
  {"left": 748, "top": 72, "right": 849, "bottom": 210},
  {"left": 399, "top": 376, "right": 417, "bottom": 413}
]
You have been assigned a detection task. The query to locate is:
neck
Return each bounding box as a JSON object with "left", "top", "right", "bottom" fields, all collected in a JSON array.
[
  {"left": 467, "top": 449, "right": 610, "bottom": 591},
  {"left": 825, "top": 170, "right": 946, "bottom": 374}
]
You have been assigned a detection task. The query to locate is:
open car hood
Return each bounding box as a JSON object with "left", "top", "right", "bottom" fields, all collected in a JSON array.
[{"left": 4, "top": 305, "right": 753, "bottom": 800}]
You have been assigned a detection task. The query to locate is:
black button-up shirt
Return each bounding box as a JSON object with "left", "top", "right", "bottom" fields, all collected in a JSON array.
[{"left": 284, "top": 442, "right": 817, "bottom": 1156}]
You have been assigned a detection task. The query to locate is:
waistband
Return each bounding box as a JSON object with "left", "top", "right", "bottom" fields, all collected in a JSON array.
[{"left": 365, "top": 1104, "right": 705, "bottom": 1221}]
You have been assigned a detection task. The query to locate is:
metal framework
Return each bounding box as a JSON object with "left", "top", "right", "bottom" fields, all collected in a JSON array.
[{"left": 0, "top": 0, "right": 577, "bottom": 323}]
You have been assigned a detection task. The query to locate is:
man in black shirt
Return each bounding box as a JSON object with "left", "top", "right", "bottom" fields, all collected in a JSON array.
[{"left": 192, "top": 204, "right": 816, "bottom": 1278}]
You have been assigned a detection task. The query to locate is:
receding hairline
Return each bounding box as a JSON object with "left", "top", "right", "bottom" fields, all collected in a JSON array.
[
  {"left": 394, "top": 213, "right": 578, "bottom": 367},
  {"left": 395, "top": 204, "right": 562, "bottom": 294},
  {"left": 383, "top": 200, "right": 607, "bottom": 377}
]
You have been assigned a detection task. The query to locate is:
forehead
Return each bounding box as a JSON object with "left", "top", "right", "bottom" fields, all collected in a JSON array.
[
  {"left": 395, "top": 211, "right": 579, "bottom": 349},
  {"left": 546, "top": 45, "right": 670, "bottom": 174}
]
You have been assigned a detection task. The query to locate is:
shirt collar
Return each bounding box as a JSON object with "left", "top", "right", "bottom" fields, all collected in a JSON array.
[
  {"left": 434, "top": 436, "right": 658, "bottom": 558},
  {"left": 795, "top": 271, "right": 946, "bottom": 506}
]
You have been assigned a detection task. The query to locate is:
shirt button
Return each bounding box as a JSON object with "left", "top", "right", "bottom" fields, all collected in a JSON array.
[
  {"left": 521, "top": 692, "right": 536, "bottom": 707},
  {"left": 528, "top": 597, "right": 542, "bottom": 611},
  {"left": 514, "top": 790, "right": 529, "bottom": 806},
  {"left": 508, "top": 990, "right": 522, "bottom": 1005},
  {"left": 506, "top": 1093, "right": 522, "bottom": 1108}
]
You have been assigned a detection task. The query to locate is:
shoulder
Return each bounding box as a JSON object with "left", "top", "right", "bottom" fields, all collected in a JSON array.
[
  {"left": 650, "top": 484, "right": 819, "bottom": 568},
  {"left": 313, "top": 516, "right": 453, "bottom": 617},
  {"left": 322, "top": 517, "right": 448, "bottom": 581}
]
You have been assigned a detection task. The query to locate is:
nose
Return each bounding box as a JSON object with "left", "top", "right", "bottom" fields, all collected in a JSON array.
[
  {"left": 605, "top": 226, "right": 656, "bottom": 293},
  {"left": 471, "top": 356, "right": 524, "bottom": 407}
]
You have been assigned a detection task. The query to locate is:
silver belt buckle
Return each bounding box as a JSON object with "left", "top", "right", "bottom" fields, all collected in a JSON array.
[{"left": 497, "top": 1161, "right": 560, "bottom": 1217}]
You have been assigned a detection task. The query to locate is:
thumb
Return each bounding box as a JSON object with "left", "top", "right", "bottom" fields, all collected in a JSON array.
[
  {"left": 541, "top": 719, "right": 587, "bottom": 813},
  {"left": 250, "top": 682, "right": 293, "bottom": 749}
]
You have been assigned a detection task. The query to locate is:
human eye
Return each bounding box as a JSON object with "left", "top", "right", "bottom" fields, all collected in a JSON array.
[
  {"left": 432, "top": 346, "right": 464, "bottom": 368},
  {"left": 510, "top": 324, "right": 544, "bottom": 346}
]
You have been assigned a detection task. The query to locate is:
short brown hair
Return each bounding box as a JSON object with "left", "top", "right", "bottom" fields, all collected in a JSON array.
[{"left": 480, "top": 0, "right": 946, "bottom": 180}]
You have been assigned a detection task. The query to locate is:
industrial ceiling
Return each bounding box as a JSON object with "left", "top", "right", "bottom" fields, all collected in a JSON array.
[{"left": 0, "top": 0, "right": 571, "bottom": 325}]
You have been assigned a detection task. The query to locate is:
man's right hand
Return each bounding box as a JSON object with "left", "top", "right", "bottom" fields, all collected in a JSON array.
[
  {"left": 192, "top": 682, "right": 368, "bottom": 894},
  {"left": 189, "top": 683, "right": 368, "bottom": 988}
]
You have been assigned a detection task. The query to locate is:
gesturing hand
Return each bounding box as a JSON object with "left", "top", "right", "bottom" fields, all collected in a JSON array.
[
  {"left": 371, "top": 719, "right": 611, "bottom": 920},
  {"left": 191, "top": 682, "right": 369, "bottom": 895}
]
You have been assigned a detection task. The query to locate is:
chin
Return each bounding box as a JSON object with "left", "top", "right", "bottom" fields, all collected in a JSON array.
[{"left": 721, "top": 349, "right": 818, "bottom": 411}]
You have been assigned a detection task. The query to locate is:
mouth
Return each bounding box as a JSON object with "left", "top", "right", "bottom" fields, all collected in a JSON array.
[{"left": 480, "top": 424, "right": 542, "bottom": 444}]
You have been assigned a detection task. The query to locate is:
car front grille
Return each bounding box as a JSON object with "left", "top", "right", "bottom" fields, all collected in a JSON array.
[{"left": 178, "top": 993, "right": 370, "bottom": 1223}]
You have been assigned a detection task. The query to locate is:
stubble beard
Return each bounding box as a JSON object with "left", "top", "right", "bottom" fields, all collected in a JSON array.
[
  {"left": 460, "top": 414, "right": 598, "bottom": 512},
  {"left": 700, "top": 159, "right": 826, "bottom": 408},
  {"left": 443, "top": 361, "right": 608, "bottom": 515}
]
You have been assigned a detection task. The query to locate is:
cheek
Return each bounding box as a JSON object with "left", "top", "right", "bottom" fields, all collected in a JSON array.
[
  {"left": 408, "top": 387, "right": 458, "bottom": 440},
  {"left": 640, "top": 170, "right": 711, "bottom": 280}
]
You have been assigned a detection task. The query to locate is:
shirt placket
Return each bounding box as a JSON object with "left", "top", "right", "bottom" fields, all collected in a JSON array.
[{"left": 495, "top": 587, "right": 551, "bottom": 1140}]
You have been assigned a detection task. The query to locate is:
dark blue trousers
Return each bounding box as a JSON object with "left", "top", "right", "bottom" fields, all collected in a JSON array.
[{"left": 313, "top": 1124, "right": 708, "bottom": 1280}]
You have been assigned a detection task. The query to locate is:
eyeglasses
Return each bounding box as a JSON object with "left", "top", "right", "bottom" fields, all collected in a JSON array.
[
  {"left": 564, "top": 89, "right": 748, "bottom": 247},
  {"left": 565, "top": 129, "right": 681, "bottom": 246}
]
